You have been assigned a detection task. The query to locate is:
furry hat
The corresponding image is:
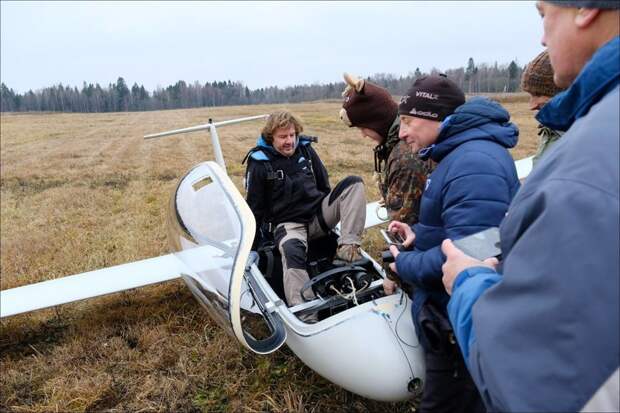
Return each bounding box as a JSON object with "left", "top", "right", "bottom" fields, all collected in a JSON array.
[{"left": 340, "top": 73, "right": 398, "bottom": 140}]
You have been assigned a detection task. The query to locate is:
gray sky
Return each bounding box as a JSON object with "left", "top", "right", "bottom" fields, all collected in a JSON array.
[{"left": 1, "top": 1, "right": 544, "bottom": 93}]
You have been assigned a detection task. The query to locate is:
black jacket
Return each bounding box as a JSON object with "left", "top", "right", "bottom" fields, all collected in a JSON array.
[{"left": 245, "top": 136, "right": 330, "bottom": 232}]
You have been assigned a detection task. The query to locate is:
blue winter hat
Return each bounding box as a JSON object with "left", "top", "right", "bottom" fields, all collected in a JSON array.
[{"left": 545, "top": 0, "right": 620, "bottom": 9}]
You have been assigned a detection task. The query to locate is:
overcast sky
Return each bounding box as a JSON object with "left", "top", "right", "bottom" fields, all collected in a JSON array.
[{"left": 1, "top": 1, "right": 544, "bottom": 93}]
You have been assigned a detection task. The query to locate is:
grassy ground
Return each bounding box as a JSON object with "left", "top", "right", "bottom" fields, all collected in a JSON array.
[{"left": 0, "top": 97, "right": 538, "bottom": 412}]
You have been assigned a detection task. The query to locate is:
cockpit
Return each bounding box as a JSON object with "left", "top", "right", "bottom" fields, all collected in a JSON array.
[{"left": 166, "top": 161, "right": 389, "bottom": 351}]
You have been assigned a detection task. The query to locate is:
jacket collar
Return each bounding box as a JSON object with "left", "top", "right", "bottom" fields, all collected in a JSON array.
[{"left": 537, "top": 36, "right": 620, "bottom": 132}]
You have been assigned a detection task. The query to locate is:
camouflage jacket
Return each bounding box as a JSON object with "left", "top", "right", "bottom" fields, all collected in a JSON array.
[
  {"left": 532, "top": 124, "right": 564, "bottom": 167},
  {"left": 374, "top": 117, "right": 434, "bottom": 224}
]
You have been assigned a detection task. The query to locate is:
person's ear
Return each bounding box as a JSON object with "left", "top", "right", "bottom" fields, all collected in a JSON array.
[{"left": 575, "top": 8, "right": 600, "bottom": 28}]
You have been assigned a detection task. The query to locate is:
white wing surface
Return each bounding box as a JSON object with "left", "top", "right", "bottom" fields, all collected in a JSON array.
[
  {"left": 0, "top": 246, "right": 228, "bottom": 318},
  {"left": 515, "top": 156, "right": 534, "bottom": 180},
  {"left": 364, "top": 201, "right": 389, "bottom": 229}
]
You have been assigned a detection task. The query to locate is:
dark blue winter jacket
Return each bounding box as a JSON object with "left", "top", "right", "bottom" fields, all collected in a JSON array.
[{"left": 395, "top": 97, "right": 520, "bottom": 346}]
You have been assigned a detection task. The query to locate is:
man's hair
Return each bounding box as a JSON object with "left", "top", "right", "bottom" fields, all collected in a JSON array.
[{"left": 261, "top": 111, "right": 304, "bottom": 144}]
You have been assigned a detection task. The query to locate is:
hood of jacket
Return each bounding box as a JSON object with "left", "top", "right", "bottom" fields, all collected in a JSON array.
[
  {"left": 537, "top": 36, "right": 620, "bottom": 132},
  {"left": 422, "top": 97, "right": 519, "bottom": 162}
]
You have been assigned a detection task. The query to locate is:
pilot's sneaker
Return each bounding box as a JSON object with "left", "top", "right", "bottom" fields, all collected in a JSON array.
[{"left": 334, "top": 244, "right": 363, "bottom": 264}]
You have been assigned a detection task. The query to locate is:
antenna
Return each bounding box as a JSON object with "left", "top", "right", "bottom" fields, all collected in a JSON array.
[{"left": 144, "top": 114, "right": 268, "bottom": 173}]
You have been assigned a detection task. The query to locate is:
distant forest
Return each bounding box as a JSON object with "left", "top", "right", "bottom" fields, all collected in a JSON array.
[{"left": 1, "top": 58, "right": 523, "bottom": 113}]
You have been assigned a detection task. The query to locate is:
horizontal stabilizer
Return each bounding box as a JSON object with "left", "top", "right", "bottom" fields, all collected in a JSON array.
[{"left": 144, "top": 115, "right": 268, "bottom": 139}]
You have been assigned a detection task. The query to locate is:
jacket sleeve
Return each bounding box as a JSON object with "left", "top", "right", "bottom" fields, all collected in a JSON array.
[
  {"left": 396, "top": 152, "right": 513, "bottom": 289},
  {"left": 308, "top": 145, "right": 331, "bottom": 195},
  {"left": 245, "top": 160, "right": 267, "bottom": 247},
  {"left": 447, "top": 267, "right": 501, "bottom": 361},
  {"left": 454, "top": 180, "right": 619, "bottom": 412},
  {"left": 395, "top": 245, "right": 446, "bottom": 290}
]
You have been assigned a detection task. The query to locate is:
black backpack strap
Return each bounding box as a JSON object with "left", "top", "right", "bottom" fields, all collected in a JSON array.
[
  {"left": 243, "top": 147, "right": 280, "bottom": 230},
  {"left": 298, "top": 142, "right": 317, "bottom": 184},
  {"left": 256, "top": 161, "right": 281, "bottom": 279},
  {"left": 373, "top": 143, "right": 389, "bottom": 173},
  {"left": 248, "top": 156, "right": 285, "bottom": 233},
  {"left": 256, "top": 234, "right": 276, "bottom": 278},
  {"left": 243, "top": 146, "right": 282, "bottom": 279},
  {"left": 262, "top": 161, "right": 275, "bottom": 232}
]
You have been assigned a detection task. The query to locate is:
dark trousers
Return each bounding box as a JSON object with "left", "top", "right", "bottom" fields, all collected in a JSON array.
[{"left": 419, "top": 347, "right": 486, "bottom": 413}]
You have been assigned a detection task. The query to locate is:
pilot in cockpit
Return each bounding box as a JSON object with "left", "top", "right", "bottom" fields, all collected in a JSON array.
[{"left": 243, "top": 111, "right": 367, "bottom": 313}]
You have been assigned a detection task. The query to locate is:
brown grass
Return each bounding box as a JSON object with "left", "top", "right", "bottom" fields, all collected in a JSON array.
[{"left": 0, "top": 98, "right": 538, "bottom": 412}]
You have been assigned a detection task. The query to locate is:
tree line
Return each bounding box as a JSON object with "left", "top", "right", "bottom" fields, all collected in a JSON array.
[{"left": 1, "top": 58, "right": 523, "bottom": 113}]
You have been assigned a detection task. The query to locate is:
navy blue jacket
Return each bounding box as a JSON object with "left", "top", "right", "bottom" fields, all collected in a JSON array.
[
  {"left": 448, "top": 36, "right": 620, "bottom": 412},
  {"left": 395, "top": 97, "right": 520, "bottom": 341}
]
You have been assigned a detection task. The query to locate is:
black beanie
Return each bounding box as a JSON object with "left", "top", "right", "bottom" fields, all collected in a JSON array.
[{"left": 398, "top": 75, "right": 465, "bottom": 121}]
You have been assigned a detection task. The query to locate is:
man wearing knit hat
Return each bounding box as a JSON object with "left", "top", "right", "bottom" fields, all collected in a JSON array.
[
  {"left": 521, "top": 50, "right": 566, "bottom": 166},
  {"left": 442, "top": 1, "right": 619, "bottom": 411},
  {"left": 340, "top": 73, "right": 433, "bottom": 224},
  {"left": 387, "top": 74, "right": 520, "bottom": 413}
]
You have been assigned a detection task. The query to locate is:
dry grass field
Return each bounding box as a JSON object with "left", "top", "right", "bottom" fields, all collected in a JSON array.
[{"left": 0, "top": 97, "right": 538, "bottom": 412}]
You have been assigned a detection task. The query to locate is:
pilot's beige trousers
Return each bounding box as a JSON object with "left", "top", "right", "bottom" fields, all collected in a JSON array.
[{"left": 274, "top": 179, "right": 366, "bottom": 307}]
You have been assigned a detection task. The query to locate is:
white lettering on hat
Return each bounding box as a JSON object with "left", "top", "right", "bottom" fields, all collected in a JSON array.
[
  {"left": 409, "top": 108, "right": 439, "bottom": 118},
  {"left": 415, "top": 91, "right": 439, "bottom": 100},
  {"left": 400, "top": 95, "right": 410, "bottom": 104}
]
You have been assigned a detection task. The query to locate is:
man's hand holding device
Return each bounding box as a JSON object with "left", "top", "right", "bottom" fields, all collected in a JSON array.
[{"left": 442, "top": 227, "right": 501, "bottom": 295}]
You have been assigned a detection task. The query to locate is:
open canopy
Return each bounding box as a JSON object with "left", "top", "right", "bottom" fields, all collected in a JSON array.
[{"left": 168, "top": 161, "right": 286, "bottom": 354}]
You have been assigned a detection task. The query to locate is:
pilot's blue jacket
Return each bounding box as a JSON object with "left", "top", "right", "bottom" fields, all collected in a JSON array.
[
  {"left": 448, "top": 36, "right": 620, "bottom": 412},
  {"left": 394, "top": 97, "right": 520, "bottom": 347}
]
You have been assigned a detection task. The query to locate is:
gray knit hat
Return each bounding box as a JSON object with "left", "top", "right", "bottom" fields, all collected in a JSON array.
[{"left": 545, "top": 1, "right": 620, "bottom": 9}]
